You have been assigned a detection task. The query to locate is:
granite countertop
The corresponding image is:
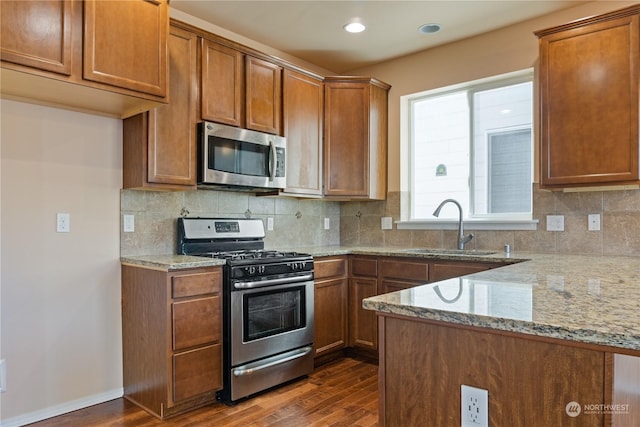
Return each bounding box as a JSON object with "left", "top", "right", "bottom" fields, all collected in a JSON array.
[
  {"left": 120, "top": 247, "right": 640, "bottom": 353},
  {"left": 120, "top": 254, "right": 225, "bottom": 271},
  {"left": 362, "top": 252, "right": 640, "bottom": 353}
]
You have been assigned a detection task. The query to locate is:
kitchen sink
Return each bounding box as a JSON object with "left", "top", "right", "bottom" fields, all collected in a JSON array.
[{"left": 402, "top": 248, "right": 497, "bottom": 256}]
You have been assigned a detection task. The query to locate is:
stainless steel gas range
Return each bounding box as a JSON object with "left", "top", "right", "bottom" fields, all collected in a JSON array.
[{"left": 177, "top": 217, "right": 314, "bottom": 404}]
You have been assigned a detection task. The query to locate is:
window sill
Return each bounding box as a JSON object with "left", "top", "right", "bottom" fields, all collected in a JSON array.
[{"left": 396, "top": 219, "right": 539, "bottom": 231}]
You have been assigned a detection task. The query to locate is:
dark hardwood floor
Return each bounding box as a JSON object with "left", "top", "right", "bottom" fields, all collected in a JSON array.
[{"left": 28, "top": 357, "right": 378, "bottom": 427}]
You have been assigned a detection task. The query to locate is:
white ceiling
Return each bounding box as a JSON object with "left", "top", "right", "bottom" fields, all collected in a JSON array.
[{"left": 171, "top": 0, "right": 585, "bottom": 74}]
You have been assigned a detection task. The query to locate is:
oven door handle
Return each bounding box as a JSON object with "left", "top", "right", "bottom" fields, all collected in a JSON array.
[
  {"left": 232, "top": 346, "right": 313, "bottom": 377},
  {"left": 233, "top": 273, "right": 313, "bottom": 289}
]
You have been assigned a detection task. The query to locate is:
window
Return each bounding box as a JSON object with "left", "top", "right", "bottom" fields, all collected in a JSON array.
[{"left": 407, "top": 70, "right": 533, "bottom": 223}]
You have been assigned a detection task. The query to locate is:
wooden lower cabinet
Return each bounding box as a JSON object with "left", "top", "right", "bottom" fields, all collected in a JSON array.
[
  {"left": 380, "top": 257, "right": 429, "bottom": 293},
  {"left": 349, "top": 257, "right": 379, "bottom": 351},
  {"left": 313, "top": 254, "right": 508, "bottom": 361},
  {"left": 379, "top": 316, "right": 608, "bottom": 427},
  {"left": 121, "top": 265, "right": 223, "bottom": 419},
  {"left": 313, "top": 256, "right": 348, "bottom": 359},
  {"left": 430, "top": 260, "right": 506, "bottom": 282}
]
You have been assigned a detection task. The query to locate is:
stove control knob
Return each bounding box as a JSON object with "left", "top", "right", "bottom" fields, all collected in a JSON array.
[{"left": 248, "top": 266, "right": 256, "bottom": 275}]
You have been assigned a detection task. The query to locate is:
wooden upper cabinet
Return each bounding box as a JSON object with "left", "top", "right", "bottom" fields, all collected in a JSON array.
[
  {"left": 0, "top": 0, "right": 168, "bottom": 117},
  {"left": 245, "top": 56, "right": 282, "bottom": 134},
  {"left": 200, "top": 43, "right": 282, "bottom": 135},
  {"left": 537, "top": 5, "right": 640, "bottom": 189},
  {"left": 324, "top": 77, "right": 390, "bottom": 199},
  {"left": 282, "top": 69, "right": 324, "bottom": 196},
  {"left": 201, "top": 39, "right": 244, "bottom": 126},
  {"left": 123, "top": 24, "right": 198, "bottom": 189},
  {"left": 84, "top": 0, "right": 168, "bottom": 97},
  {"left": 0, "top": 0, "right": 73, "bottom": 75}
]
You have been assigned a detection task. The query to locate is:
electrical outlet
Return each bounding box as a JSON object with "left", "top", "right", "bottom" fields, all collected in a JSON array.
[
  {"left": 0, "top": 359, "right": 6, "bottom": 392},
  {"left": 381, "top": 216, "right": 393, "bottom": 230},
  {"left": 123, "top": 214, "right": 135, "bottom": 233},
  {"left": 461, "top": 385, "right": 488, "bottom": 427},
  {"left": 324, "top": 218, "right": 330, "bottom": 230},
  {"left": 56, "top": 213, "right": 70, "bottom": 233},
  {"left": 588, "top": 214, "right": 600, "bottom": 231},
  {"left": 267, "top": 217, "right": 274, "bottom": 231},
  {"left": 546, "top": 215, "right": 564, "bottom": 232}
]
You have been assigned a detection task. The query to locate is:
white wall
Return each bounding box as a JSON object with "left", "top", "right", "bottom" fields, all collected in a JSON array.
[{"left": 0, "top": 100, "right": 123, "bottom": 426}]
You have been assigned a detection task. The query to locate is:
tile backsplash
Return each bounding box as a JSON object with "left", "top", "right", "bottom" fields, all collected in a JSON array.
[
  {"left": 121, "top": 185, "right": 640, "bottom": 257},
  {"left": 340, "top": 186, "right": 640, "bottom": 257},
  {"left": 120, "top": 189, "right": 340, "bottom": 256}
]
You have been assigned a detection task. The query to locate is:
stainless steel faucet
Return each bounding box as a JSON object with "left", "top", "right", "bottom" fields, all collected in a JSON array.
[{"left": 432, "top": 199, "right": 473, "bottom": 250}]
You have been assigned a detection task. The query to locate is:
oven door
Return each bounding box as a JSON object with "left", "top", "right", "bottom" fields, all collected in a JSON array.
[{"left": 230, "top": 277, "right": 314, "bottom": 367}]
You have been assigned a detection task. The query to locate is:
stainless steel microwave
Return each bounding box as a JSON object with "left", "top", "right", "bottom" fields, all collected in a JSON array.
[{"left": 198, "top": 122, "right": 286, "bottom": 190}]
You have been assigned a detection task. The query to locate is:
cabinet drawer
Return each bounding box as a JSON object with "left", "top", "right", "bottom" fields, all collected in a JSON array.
[
  {"left": 314, "top": 257, "right": 347, "bottom": 279},
  {"left": 172, "top": 270, "right": 221, "bottom": 298},
  {"left": 350, "top": 257, "right": 378, "bottom": 277},
  {"left": 173, "top": 296, "right": 221, "bottom": 351},
  {"left": 380, "top": 258, "right": 428, "bottom": 281},
  {"left": 173, "top": 344, "right": 222, "bottom": 403}
]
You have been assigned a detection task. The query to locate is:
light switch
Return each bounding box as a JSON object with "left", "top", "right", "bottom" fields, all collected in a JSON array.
[
  {"left": 56, "top": 213, "right": 70, "bottom": 233},
  {"left": 588, "top": 214, "right": 600, "bottom": 231}
]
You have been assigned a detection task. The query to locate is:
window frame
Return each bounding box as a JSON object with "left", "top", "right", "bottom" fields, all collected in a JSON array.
[{"left": 398, "top": 69, "right": 539, "bottom": 231}]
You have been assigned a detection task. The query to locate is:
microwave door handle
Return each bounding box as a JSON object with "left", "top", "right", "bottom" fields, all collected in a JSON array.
[{"left": 268, "top": 140, "right": 276, "bottom": 182}]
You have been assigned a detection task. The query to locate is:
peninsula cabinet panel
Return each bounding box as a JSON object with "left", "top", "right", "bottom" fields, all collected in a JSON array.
[
  {"left": 314, "top": 256, "right": 348, "bottom": 358},
  {"left": 0, "top": 0, "right": 73, "bottom": 75},
  {"left": 245, "top": 56, "right": 282, "bottom": 135},
  {"left": 380, "top": 316, "right": 606, "bottom": 427},
  {"left": 123, "top": 24, "right": 198, "bottom": 190},
  {"left": 324, "top": 77, "right": 390, "bottom": 200},
  {"left": 200, "top": 39, "right": 244, "bottom": 126},
  {"left": 122, "top": 265, "right": 223, "bottom": 419},
  {"left": 282, "top": 69, "right": 324, "bottom": 196},
  {"left": 83, "top": 0, "right": 168, "bottom": 97},
  {"left": 537, "top": 6, "right": 640, "bottom": 189}
]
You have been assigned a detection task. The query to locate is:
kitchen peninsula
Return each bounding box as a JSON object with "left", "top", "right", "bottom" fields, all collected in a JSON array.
[{"left": 362, "top": 252, "right": 640, "bottom": 427}]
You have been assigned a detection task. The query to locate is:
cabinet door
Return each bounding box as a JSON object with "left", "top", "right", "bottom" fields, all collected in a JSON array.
[
  {"left": 0, "top": 0, "right": 73, "bottom": 75},
  {"left": 539, "top": 12, "right": 639, "bottom": 187},
  {"left": 314, "top": 277, "right": 348, "bottom": 357},
  {"left": 349, "top": 277, "right": 378, "bottom": 350},
  {"left": 245, "top": 56, "right": 282, "bottom": 134},
  {"left": 173, "top": 344, "right": 222, "bottom": 403},
  {"left": 146, "top": 25, "right": 198, "bottom": 187},
  {"left": 283, "top": 69, "right": 324, "bottom": 196},
  {"left": 201, "top": 39, "right": 244, "bottom": 126},
  {"left": 84, "top": 0, "right": 168, "bottom": 97},
  {"left": 172, "top": 296, "right": 221, "bottom": 351},
  {"left": 324, "top": 81, "right": 370, "bottom": 197}
]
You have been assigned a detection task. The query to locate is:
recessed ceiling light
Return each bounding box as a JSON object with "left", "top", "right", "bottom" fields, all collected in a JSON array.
[
  {"left": 344, "top": 21, "right": 366, "bottom": 33},
  {"left": 418, "top": 23, "right": 442, "bottom": 34}
]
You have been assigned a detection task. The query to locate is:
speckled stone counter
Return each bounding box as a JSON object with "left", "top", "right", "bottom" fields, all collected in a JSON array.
[
  {"left": 120, "top": 254, "right": 225, "bottom": 271},
  {"left": 363, "top": 252, "right": 640, "bottom": 353}
]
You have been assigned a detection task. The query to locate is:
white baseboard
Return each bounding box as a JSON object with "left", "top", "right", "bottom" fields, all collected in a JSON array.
[{"left": 0, "top": 388, "right": 123, "bottom": 427}]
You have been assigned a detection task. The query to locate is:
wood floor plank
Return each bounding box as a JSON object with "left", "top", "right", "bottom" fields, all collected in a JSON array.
[{"left": 28, "top": 357, "right": 378, "bottom": 427}]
